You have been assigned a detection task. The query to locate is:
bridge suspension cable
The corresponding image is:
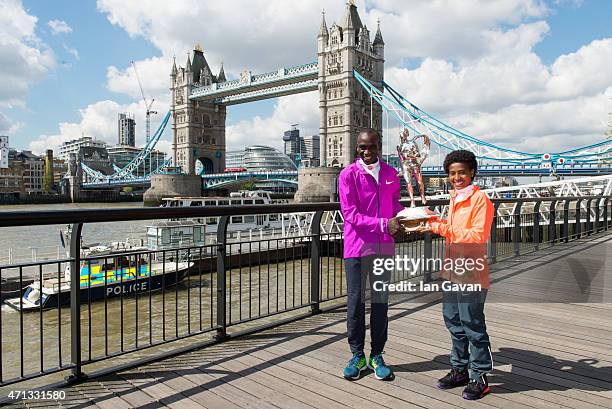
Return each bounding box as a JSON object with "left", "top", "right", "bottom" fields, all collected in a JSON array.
[
  {"left": 354, "top": 70, "right": 611, "bottom": 167},
  {"left": 81, "top": 111, "right": 171, "bottom": 184}
]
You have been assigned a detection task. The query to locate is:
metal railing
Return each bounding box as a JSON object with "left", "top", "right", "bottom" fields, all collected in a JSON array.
[{"left": 0, "top": 196, "right": 609, "bottom": 388}]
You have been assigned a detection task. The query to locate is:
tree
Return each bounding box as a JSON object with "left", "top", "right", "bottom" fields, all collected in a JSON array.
[
  {"left": 43, "top": 156, "right": 54, "bottom": 193},
  {"left": 240, "top": 179, "right": 257, "bottom": 191}
]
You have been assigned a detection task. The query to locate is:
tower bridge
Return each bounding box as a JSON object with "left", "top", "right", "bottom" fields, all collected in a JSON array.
[
  {"left": 168, "top": 2, "right": 384, "bottom": 176},
  {"left": 189, "top": 62, "right": 318, "bottom": 105},
  {"left": 80, "top": 1, "right": 611, "bottom": 195}
]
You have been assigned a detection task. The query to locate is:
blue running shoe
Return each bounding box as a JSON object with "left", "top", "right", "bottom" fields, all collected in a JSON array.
[
  {"left": 343, "top": 352, "right": 367, "bottom": 380},
  {"left": 368, "top": 353, "right": 394, "bottom": 380}
]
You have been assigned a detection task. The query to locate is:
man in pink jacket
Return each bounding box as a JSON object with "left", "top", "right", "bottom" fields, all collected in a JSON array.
[{"left": 338, "top": 129, "right": 404, "bottom": 381}]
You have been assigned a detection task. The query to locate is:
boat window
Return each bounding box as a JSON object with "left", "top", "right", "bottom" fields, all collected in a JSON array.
[
  {"left": 231, "top": 216, "right": 242, "bottom": 224},
  {"left": 256, "top": 215, "right": 265, "bottom": 225},
  {"left": 255, "top": 200, "right": 264, "bottom": 204},
  {"left": 194, "top": 227, "right": 203, "bottom": 243},
  {"left": 204, "top": 200, "right": 215, "bottom": 206},
  {"left": 230, "top": 200, "right": 241, "bottom": 205},
  {"left": 269, "top": 214, "right": 279, "bottom": 221},
  {"left": 190, "top": 202, "right": 202, "bottom": 206},
  {"left": 244, "top": 215, "right": 255, "bottom": 223},
  {"left": 243, "top": 200, "right": 253, "bottom": 205},
  {"left": 118, "top": 257, "right": 130, "bottom": 268},
  {"left": 218, "top": 200, "right": 229, "bottom": 206},
  {"left": 206, "top": 217, "right": 218, "bottom": 225},
  {"left": 161, "top": 228, "right": 171, "bottom": 245}
]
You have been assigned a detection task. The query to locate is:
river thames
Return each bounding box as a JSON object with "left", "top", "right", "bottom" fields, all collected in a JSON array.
[
  {"left": 0, "top": 202, "right": 148, "bottom": 268},
  {"left": 0, "top": 201, "right": 346, "bottom": 388}
]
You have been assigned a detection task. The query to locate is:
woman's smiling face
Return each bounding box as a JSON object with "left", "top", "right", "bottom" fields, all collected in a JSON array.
[{"left": 447, "top": 162, "right": 473, "bottom": 189}]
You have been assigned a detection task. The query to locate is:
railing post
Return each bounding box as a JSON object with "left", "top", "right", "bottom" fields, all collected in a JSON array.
[
  {"left": 595, "top": 197, "right": 601, "bottom": 233},
  {"left": 575, "top": 199, "right": 582, "bottom": 238},
  {"left": 533, "top": 202, "right": 541, "bottom": 251},
  {"left": 585, "top": 199, "right": 593, "bottom": 236},
  {"left": 604, "top": 198, "right": 610, "bottom": 231},
  {"left": 488, "top": 202, "right": 499, "bottom": 264},
  {"left": 215, "top": 216, "right": 229, "bottom": 340},
  {"left": 548, "top": 200, "right": 557, "bottom": 245},
  {"left": 609, "top": 197, "right": 612, "bottom": 230},
  {"left": 66, "top": 223, "right": 85, "bottom": 383},
  {"left": 513, "top": 202, "right": 522, "bottom": 256},
  {"left": 563, "top": 199, "right": 570, "bottom": 243},
  {"left": 424, "top": 232, "right": 433, "bottom": 282},
  {"left": 310, "top": 211, "right": 323, "bottom": 314}
]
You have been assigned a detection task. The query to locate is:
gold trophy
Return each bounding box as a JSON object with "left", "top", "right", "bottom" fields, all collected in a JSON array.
[{"left": 395, "top": 128, "right": 438, "bottom": 231}]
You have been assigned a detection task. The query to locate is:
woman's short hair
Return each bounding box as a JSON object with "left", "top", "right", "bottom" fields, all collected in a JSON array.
[{"left": 443, "top": 150, "right": 478, "bottom": 179}]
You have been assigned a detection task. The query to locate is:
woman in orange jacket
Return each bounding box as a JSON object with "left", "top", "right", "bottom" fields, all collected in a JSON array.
[{"left": 419, "top": 150, "right": 494, "bottom": 400}]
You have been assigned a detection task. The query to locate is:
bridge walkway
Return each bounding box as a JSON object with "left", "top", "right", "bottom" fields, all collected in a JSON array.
[{"left": 8, "top": 233, "right": 611, "bottom": 408}]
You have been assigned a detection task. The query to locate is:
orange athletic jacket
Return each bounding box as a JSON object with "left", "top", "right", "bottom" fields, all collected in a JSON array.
[{"left": 429, "top": 185, "right": 494, "bottom": 288}]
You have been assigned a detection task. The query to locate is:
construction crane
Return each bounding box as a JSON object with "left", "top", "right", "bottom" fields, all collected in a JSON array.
[{"left": 131, "top": 60, "right": 157, "bottom": 144}]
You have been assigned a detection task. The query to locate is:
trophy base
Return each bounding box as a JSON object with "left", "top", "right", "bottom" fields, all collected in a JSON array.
[{"left": 397, "top": 207, "right": 439, "bottom": 232}]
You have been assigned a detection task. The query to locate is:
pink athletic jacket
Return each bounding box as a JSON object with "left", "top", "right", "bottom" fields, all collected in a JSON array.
[{"left": 338, "top": 160, "right": 404, "bottom": 259}]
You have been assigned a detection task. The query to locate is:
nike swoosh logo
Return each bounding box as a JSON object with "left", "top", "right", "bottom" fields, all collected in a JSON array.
[{"left": 385, "top": 180, "right": 393, "bottom": 185}]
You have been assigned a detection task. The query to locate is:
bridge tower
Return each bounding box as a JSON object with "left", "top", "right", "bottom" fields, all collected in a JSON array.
[
  {"left": 317, "top": 1, "right": 384, "bottom": 167},
  {"left": 171, "top": 45, "right": 227, "bottom": 174}
]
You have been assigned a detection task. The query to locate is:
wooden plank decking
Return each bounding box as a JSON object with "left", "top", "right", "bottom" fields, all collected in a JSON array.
[{"left": 5, "top": 233, "right": 611, "bottom": 408}]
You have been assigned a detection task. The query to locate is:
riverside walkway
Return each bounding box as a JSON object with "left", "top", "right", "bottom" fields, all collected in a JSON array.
[{"left": 7, "top": 231, "right": 610, "bottom": 408}]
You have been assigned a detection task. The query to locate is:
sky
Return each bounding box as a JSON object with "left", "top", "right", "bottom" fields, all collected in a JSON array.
[{"left": 0, "top": 0, "right": 610, "bottom": 160}]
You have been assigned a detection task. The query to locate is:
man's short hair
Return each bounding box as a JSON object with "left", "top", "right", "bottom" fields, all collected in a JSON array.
[{"left": 358, "top": 128, "right": 381, "bottom": 142}]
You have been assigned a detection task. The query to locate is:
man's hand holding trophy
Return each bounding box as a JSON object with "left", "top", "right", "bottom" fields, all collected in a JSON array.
[{"left": 395, "top": 128, "right": 440, "bottom": 232}]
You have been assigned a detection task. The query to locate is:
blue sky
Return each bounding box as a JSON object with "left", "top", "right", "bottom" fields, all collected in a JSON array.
[
  {"left": 11, "top": 0, "right": 159, "bottom": 141},
  {"left": 1, "top": 0, "right": 610, "bottom": 156}
]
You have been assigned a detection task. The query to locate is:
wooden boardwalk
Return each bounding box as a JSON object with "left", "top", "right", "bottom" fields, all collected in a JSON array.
[{"left": 6, "top": 233, "right": 612, "bottom": 408}]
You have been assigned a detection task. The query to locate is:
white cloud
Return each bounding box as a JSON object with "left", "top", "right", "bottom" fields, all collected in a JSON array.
[
  {"left": 28, "top": 97, "right": 172, "bottom": 155},
  {"left": 0, "top": 111, "right": 23, "bottom": 135},
  {"left": 47, "top": 19, "right": 72, "bottom": 35},
  {"left": 447, "top": 87, "right": 611, "bottom": 152},
  {"left": 49, "top": 0, "right": 607, "bottom": 161},
  {"left": 0, "top": 0, "right": 55, "bottom": 108},
  {"left": 227, "top": 92, "right": 319, "bottom": 151},
  {"left": 96, "top": 0, "right": 344, "bottom": 75},
  {"left": 63, "top": 44, "right": 79, "bottom": 60},
  {"left": 106, "top": 56, "right": 171, "bottom": 101},
  {"left": 546, "top": 38, "right": 612, "bottom": 99},
  {"left": 384, "top": 21, "right": 556, "bottom": 114},
  {"left": 553, "top": 0, "right": 584, "bottom": 7},
  {"left": 362, "top": 0, "right": 550, "bottom": 65},
  {"left": 383, "top": 33, "right": 612, "bottom": 153}
]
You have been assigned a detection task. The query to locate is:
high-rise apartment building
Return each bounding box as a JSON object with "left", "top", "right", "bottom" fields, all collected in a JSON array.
[
  {"left": 302, "top": 134, "right": 320, "bottom": 165},
  {"left": 282, "top": 127, "right": 321, "bottom": 167},
  {"left": 118, "top": 113, "right": 136, "bottom": 146}
]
